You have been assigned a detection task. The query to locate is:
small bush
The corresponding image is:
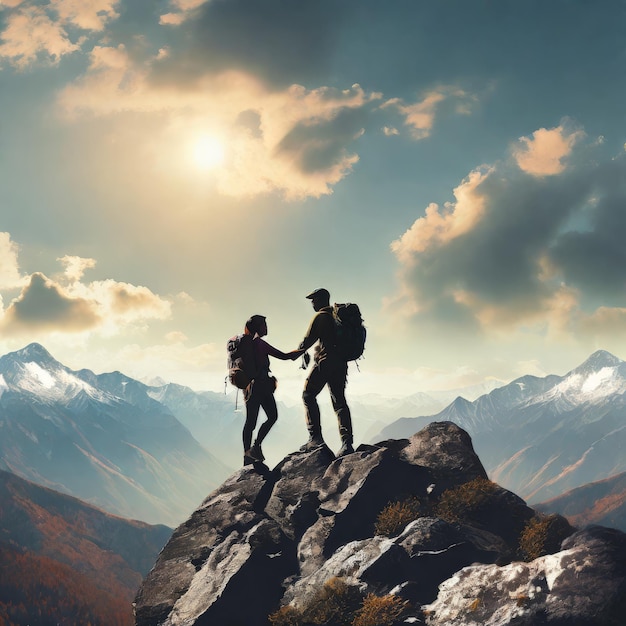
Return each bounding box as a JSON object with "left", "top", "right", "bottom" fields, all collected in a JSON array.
[
  {"left": 374, "top": 496, "right": 422, "bottom": 537},
  {"left": 303, "top": 577, "right": 363, "bottom": 625},
  {"left": 518, "top": 514, "right": 573, "bottom": 561},
  {"left": 434, "top": 477, "right": 498, "bottom": 524},
  {"left": 269, "top": 605, "right": 303, "bottom": 626},
  {"left": 352, "top": 594, "right": 409, "bottom": 626}
]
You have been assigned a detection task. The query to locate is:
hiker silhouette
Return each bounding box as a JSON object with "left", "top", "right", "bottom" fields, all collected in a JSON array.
[
  {"left": 241, "top": 315, "right": 302, "bottom": 466},
  {"left": 298, "top": 288, "right": 354, "bottom": 457}
]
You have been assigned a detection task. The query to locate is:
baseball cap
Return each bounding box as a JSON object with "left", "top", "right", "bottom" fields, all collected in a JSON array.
[{"left": 306, "top": 288, "right": 330, "bottom": 300}]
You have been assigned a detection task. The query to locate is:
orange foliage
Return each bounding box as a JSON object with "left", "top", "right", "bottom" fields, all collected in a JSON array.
[{"left": 0, "top": 543, "right": 133, "bottom": 626}]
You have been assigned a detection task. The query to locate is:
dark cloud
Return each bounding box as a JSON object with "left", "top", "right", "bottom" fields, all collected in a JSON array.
[
  {"left": 1, "top": 273, "right": 100, "bottom": 332},
  {"left": 275, "top": 106, "right": 367, "bottom": 174},
  {"left": 551, "top": 158, "right": 626, "bottom": 303},
  {"left": 393, "top": 145, "right": 626, "bottom": 333},
  {"left": 150, "top": 0, "right": 349, "bottom": 89}
]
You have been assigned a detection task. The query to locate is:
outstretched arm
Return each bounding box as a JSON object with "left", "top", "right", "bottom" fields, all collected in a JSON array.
[{"left": 265, "top": 342, "right": 304, "bottom": 361}]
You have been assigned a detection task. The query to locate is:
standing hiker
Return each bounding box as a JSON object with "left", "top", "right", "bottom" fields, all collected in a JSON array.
[
  {"left": 298, "top": 288, "right": 354, "bottom": 456},
  {"left": 241, "top": 314, "right": 302, "bottom": 465}
]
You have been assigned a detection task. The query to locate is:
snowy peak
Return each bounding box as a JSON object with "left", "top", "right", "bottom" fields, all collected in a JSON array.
[
  {"left": 12, "top": 342, "right": 56, "bottom": 365},
  {"left": 0, "top": 343, "right": 108, "bottom": 404},
  {"left": 532, "top": 350, "right": 626, "bottom": 407},
  {"left": 569, "top": 349, "right": 623, "bottom": 376}
]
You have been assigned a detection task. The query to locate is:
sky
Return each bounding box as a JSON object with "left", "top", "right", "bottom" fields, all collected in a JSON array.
[{"left": 2, "top": 0, "right": 626, "bottom": 403}]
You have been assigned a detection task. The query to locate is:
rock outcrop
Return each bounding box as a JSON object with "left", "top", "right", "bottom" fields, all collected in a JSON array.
[{"left": 134, "top": 422, "right": 626, "bottom": 626}]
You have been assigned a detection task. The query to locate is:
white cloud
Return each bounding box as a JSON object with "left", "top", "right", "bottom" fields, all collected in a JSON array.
[
  {"left": 57, "top": 255, "right": 97, "bottom": 281},
  {"left": 0, "top": 232, "right": 25, "bottom": 290},
  {"left": 58, "top": 49, "right": 379, "bottom": 199},
  {"left": 0, "top": 248, "right": 171, "bottom": 337},
  {"left": 0, "top": 0, "right": 119, "bottom": 67},
  {"left": 391, "top": 167, "right": 491, "bottom": 264},
  {"left": 51, "top": 0, "right": 119, "bottom": 31},
  {"left": 0, "top": 5, "right": 79, "bottom": 67},
  {"left": 387, "top": 123, "right": 626, "bottom": 352},
  {"left": 382, "top": 85, "right": 475, "bottom": 140},
  {"left": 159, "top": 0, "right": 207, "bottom": 25},
  {"left": 513, "top": 125, "right": 584, "bottom": 176}
]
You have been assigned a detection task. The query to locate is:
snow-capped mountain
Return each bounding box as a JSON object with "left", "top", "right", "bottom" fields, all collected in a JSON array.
[
  {"left": 375, "top": 350, "right": 626, "bottom": 504},
  {"left": 0, "top": 343, "right": 232, "bottom": 526}
]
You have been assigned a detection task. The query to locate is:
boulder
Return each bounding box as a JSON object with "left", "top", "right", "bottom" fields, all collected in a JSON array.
[
  {"left": 422, "top": 525, "right": 626, "bottom": 625},
  {"left": 134, "top": 422, "right": 624, "bottom": 626}
]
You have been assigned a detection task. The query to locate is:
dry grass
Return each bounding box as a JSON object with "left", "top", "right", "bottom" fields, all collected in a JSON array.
[
  {"left": 434, "top": 477, "right": 498, "bottom": 524},
  {"left": 518, "top": 514, "right": 573, "bottom": 561},
  {"left": 374, "top": 496, "right": 422, "bottom": 537},
  {"left": 352, "top": 593, "right": 409, "bottom": 626}
]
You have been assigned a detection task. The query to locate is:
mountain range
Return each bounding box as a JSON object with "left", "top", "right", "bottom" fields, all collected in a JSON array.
[
  {"left": 536, "top": 470, "right": 626, "bottom": 532},
  {"left": 0, "top": 468, "right": 171, "bottom": 625},
  {"left": 375, "top": 349, "right": 626, "bottom": 505},
  {"left": 0, "top": 343, "right": 231, "bottom": 526}
]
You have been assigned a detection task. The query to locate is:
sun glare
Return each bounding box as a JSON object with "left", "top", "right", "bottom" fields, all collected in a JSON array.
[{"left": 191, "top": 135, "right": 225, "bottom": 171}]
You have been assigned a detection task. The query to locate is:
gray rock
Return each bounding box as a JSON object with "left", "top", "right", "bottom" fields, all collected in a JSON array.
[
  {"left": 264, "top": 445, "right": 334, "bottom": 540},
  {"left": 423, "top": 526, "right": 626, "bottom": 626},
  {"left": 134, "top": 422, "right": 625, "bottom": 626},
  {"left": 135, "top": 467, "right": 294, "bottom": 626}
]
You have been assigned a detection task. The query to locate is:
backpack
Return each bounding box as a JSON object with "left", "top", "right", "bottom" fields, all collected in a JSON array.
[
  {"left": 226, "top": 333, "right": 256, "bottom": 389},
  {"left": 332, "top": 303, "right": 366, "bottom": 361}
]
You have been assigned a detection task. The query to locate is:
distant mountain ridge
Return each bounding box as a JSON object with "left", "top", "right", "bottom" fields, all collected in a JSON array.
[
  {"left": 0, "top": 468, "right": 171, "bottom": 625},
  {"left": 0, "top": 343, "right": 232, "bottom": 526},
  {"left": 536, "top": 471, "right": 626, "bottom": 533},
  {"left": 375, "top": 350, "right": 626, "bottom": 504}
]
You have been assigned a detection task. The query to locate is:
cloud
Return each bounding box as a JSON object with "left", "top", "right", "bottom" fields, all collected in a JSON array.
[
  {"left": 382, "top": 86, "right": 476, "bottom": 140},
  {"left": 52, "top": 0, "right": 120, "bottom": 31},
  {"left": 159, "top": 0, "right": 207, "bottom": 25},
  {"left": 57, "top": 255, "right": 97, "bottom": 281},
  {"left": 389, "top": 125, "right": 626, "bottom": 346},
  {"left": 150, "top": 0, "right": 348, "bottom": 89},
  {"left": 0, "top": 0, "right": 120, "bottom": 67},
  {"left": 0, "top": 232, "right": 25, "bottom": 290},
  {"left": 1, "top": 272, "right": 100, "bottom": 332},
  {"left": 391, "top": 168, "right": 491, "bottom": 264},
  {"left": 0, "top": 252, "right": 171, "bottom": 337},
  {"left": 513, "top": 125, "right": 584, "bottom": 176},
  {"left": 59, "top": 41, "right": 380, "bottom": 198},
  {"left": 0, "top": 5, "right": 79, "bottom": 67}
]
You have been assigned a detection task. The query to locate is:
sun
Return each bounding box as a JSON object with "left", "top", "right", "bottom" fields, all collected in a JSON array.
[{"left": 190, "top": 135, "right": 225, "bottom": 171}]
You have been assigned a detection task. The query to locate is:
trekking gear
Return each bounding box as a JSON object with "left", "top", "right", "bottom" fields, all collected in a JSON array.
[
  {"left": 337, "top": 442, "right": 355, "bottom": 457},
  {"left": 247, "top": 443, "right": 265, "bottom": 462},
  {"left": 299, "top": 435, "right": 325, "bottom": 452},
  {"left": 226, "top": 333, "right": 256, "bottom": 389},
  {"left": 332, "top": 303, "right": 366, "bottom": 361}
]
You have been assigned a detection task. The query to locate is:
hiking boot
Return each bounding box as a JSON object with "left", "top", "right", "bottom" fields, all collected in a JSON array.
[
  {"left": 299, "top": 435, "right": 325, "bottom": 452},
  {"left": 246, "top": 445, "right": 264, "bottom": 462},
  {"left": 337, "top": 442, "right": 354, "bottom": 457}
]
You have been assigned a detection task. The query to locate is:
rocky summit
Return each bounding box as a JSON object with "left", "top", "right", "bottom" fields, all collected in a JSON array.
[{"left": 134, "top": 422, "right": 626, "bottom": 626}]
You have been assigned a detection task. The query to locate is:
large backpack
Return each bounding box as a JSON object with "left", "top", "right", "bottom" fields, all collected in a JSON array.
[
  {"left": 332, "top": 303, "right": 366, "bottom": 362},
  {"left": 226, "top": 333, "right": 256, "bottom": 389}
]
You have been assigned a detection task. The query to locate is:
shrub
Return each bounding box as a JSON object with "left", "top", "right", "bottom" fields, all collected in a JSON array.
[
  {"left": 518, "top": 514, "right": 573, "bottom": 561},
  {"left": 303, "top": 577, "right": 364, "bottom": 625},
  {"left": 352, "top": 593, "right": 409, "bottom": 626},
  {"left": 374, "top": 496, "right": 422, "bottom": 537},
  {"left": 269, "top": 605, "right": 303, "bottom": 626},
  {"left": 434, "top": 477, "right": 498, "bottom": 524}
]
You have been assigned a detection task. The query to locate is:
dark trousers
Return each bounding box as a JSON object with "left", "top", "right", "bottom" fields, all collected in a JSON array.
[
  {"left": 303, "top": 359, "right": 352, "bottom": 444},
  {"left": 243, "top": 377, "right": 277, "bottom": 451}
]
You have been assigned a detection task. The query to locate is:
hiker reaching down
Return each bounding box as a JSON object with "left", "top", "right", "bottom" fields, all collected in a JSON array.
[
  {"left": 299, "top": 288, "right": 354, "bottom": 457},
  {"left": 242, "top": 314, "right": 303, "bottom": 466}
]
